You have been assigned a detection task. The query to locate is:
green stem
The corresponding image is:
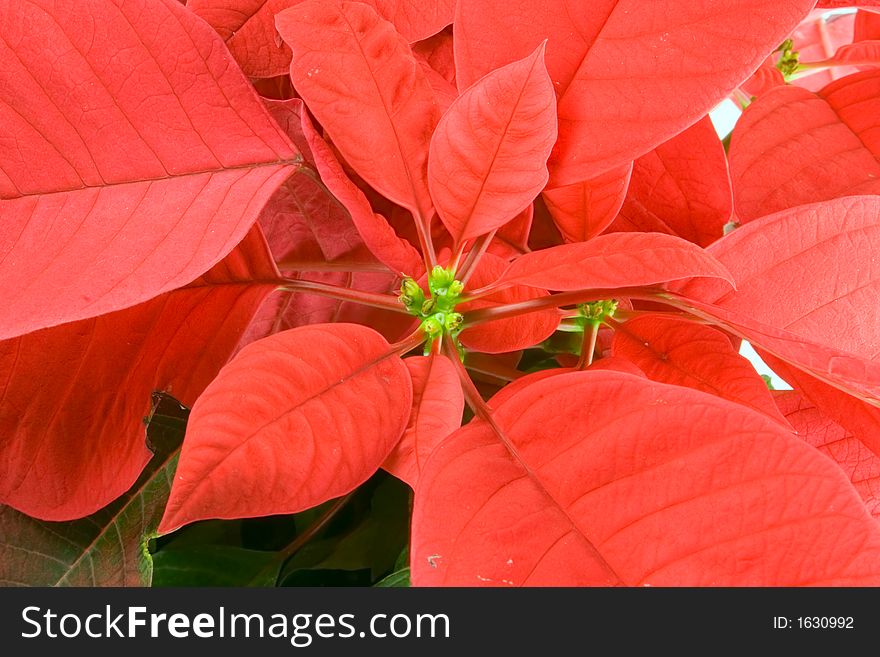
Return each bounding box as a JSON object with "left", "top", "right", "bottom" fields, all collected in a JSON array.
[{"left": 255, "top": 493, "right": 354, "bottom": 586}]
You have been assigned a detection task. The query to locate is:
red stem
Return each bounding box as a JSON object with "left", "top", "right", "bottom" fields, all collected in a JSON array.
[
  {"left": 457, "top": 229, "right": 497, "bottom": 286},
  {"left": 275, "top": 259, "right": 391, "bottom": 273},
  {"left": 280, "top": 278, "right": 408, "bottom": 313},
  {"left": 462, "top": 286, "right": 662, "bottom": 326}
]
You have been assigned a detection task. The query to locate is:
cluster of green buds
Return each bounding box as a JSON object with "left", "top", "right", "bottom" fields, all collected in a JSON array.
[
  {"left": 578, "top": 299, "right": 618, "bottom": 327},
  {"left": 399, "top": 265, "right": 465, "bottom": 352},
  {"left": 775, "top": 38, "right": 800, "bottom": 79}
]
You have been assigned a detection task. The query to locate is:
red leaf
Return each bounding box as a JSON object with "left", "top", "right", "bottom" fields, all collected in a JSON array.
[
  {"left": 188, "top": 0, "right": 307, "bottom": 78},
  {"left": 159, "top": 323, "right": 412, "bottom": 533},
  {"left": 818, "top": 1, "right": 880, "bottom": 7},
  {"left": 191, "top": 0, "right": 453, "bottom": 78},
  {"left": 611, "top": 316, "right": 789, "bottom": 427},
  {"left": 412, "top": 371, "right": 880, "bottom": 585},
  {"left": 680, "top": 196, "right": 880, "bottom": 366},
  {"left": 762, "top": 355, "right": 880, "bottom": 461},
  {"left": 428, "top": 43, "right": 557, "bottom": 243},
  {"left": 740, "top": 59, "right": 786, "bottom": 98},
  {"left": 611, "top": 117, "right": 733, "bottom": 247},
  {"left": 487, "top": 367, "right": 575, "bottom": 409},
  {"left": 494, "top": 205, "right": 534, "bottom": 255},
  {"left": 0, "top": 0, "right": 298, "bottom": 341},
  {"left": 729, "top": 72, "right": 880, "bottom": 221},
  {"left": 240, "top": 270, "right": 414, "bottom": 350},
  {"left": 362, "top": 0, "right": 455, "bottom": 42},
  {"left": 855, "top": 9, "right": 880, "bottom": 42},
  {"left": 301, "top": 114, "right": 425, "bottom": 275},
  {"left": 493, "top": 233, "right": 734, "bottom": 292},
  {"left": 454, "top": 0, "right": 815, "bottom": 184},
  {"left": 542, "top": 164, "right": 632, "bottom": 243},
  {"left": 383, "top": 354, "right": 463, "bottom": 488},
  {"left": 459, "top": 253, "right": 560, "bottom": 354},
  {"left": 278, "top": 0, "right": 439, "bottom": 219},
  {"left": 821, "top": 40, "right": 880, "bottom": 67},
  {"left": 776, "top": 391, "right": 880, "bottom": 518},
  {"left": 412, "top": 27, "right": 456, "bottom": 86},
  {"left": 0, "top": 227, "right": 280, "bottom": 520}
]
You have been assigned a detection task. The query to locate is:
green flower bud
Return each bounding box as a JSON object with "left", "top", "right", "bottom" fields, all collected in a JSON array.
[
  {"left": 444, "top": 312, "right": 463, "bottom": 333},
  {"left": 421, "top": 316, "right": 442, "bottom": 339}
]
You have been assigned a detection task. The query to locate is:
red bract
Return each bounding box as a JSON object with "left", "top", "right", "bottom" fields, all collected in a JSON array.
[{"left": 5, "top": 0, "right": 880, "bottom": 588}]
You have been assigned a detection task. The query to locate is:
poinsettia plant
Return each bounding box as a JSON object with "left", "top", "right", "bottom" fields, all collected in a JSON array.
[{"left": 3, "top": 0, "right": 880, "bottom": 587}]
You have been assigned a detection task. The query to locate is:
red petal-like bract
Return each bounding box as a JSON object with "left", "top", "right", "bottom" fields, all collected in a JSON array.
[
  {"left": 301, "top": 114, "right": 425, "bottom": 276},
  {"left": 612, "top": 117, "right": 733, "bottom": 247},
  {"left": 542, "top": 165, "right": 632, "bottom": 243},
  {"left": 611, "top": 316, "right": 789, "bottom": 426},
  {"left": 428, "top": 43, "right": 557, "bottom": 244},
  {"left": 278, "top": 0, "right": 439, "bottom": 219},
  {"left": 776, "top": 391, "right": 880, "bottom": 519},
  {"left": 188, "top": 0, "right": 308, "bottom": 78},
  {"left": 0, "top": 0, "right": 299, "bottom": 341},
  {"left": 411, "top": 371, "right": 880, "bottom": 586},
  {"left": 159, "top": 324, "right": 412, "bottom": 533},
  {"left": 459, "top": 253, "right": 559, "bottom": 353},
  {"left": 729, "top": 71, "right": 880, "bottom": 221},
  {"left": 383, "top": 355, "right": 463, "bottom": 488},
  {"left": 493, "top": 233, "right": 734, "bottom": 292},
  {"left": 191, "top": 0, "right": 453, "bottom": 78},
  {"left": 818, "top": 1, "right": 880, "bottom": 7},
  {"left": 454, "top": 0, "right": 815, "bottom": 184},
  {"left": 681, "top": 196, "right": 880, "bottom": 370},
  {"left": 677, "top": 195, "right": 880, "bottom": 448},
  {"left": 362, "top": 0, "right": 455, "bottom": 42},
  {"left": 0, "top": 227, "right": 280, "bottom": 520}
]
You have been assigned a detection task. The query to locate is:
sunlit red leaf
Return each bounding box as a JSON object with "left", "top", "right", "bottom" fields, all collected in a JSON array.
[
  {"left": 729, "top": 71, "right": 880, "bottom": 221},
  {"left": 429, "top": 44, "right": 557, "bottom": 244},
  {"left": 383, "top": 354, "right": 463, "bottom": 488},
  {"left": 0, "top": 227, "right": 280, "bottom": 520},
  {"left": 611, "top": 316, "right": 789, "bottom": 426},
  {"left": 159, "top": 323, "right": 412, "bottom": 533},
  {"left": 542, "top": 165, "right": 632, "bottom": 243},
  {"left": 0, "top": 0, "right": 299, "bottom": 341},
  {"left": 776, "top": 391, "right": 880, "bottom": 518},
  {"left": 278, "top": 0, "right": 439, "bottom": 219},
  {"left": 493, "top": 233, "right": 734, "bottom": 292},
  {"left": 680, "top": 196, "right": 880, "bottom": 368},
  {"left": 611, "top": 117, "right": 732, "bottom": 247},
  {"left": 412, "top": 371, "right": 880, "bottom": 585},
  {"left": 454, "top": 0, "right": 815, "bottom": 184}
]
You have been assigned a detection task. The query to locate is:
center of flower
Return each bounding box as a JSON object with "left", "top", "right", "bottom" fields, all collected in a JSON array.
[{"left": 399, "top": 266, "right": 465, "bottom": 345}]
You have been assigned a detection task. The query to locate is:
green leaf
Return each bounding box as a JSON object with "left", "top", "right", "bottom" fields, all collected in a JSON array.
[
  {"left": 151, "top": 545, "right": 282, "bottom": 587},
  {"left": 374, "top": 568, "right": 411, "bottom": 587},
  {"left": 281, "top": 476, "right": 410, "bottom": 583},
  {"left": 0, "top": 393, "right": 187, "bottom": 586}
]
